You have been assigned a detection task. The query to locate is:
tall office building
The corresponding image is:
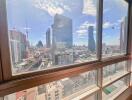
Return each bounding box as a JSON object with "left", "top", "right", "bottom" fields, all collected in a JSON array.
[
  {"left": 52, "top": 14, "right": 73, "bottom": 49},
  {"left": 120, "top": 16, "right": 128, "bottom": 53},
  {"left": 9, "top": 29, "right": 27, "bottom": 63},
  {"left": 46, "top": 28, "right": 51, "bottom": 48},
  {"left": 52, "top": 14, "right": 73, "bottom": 65},
  {"left": 88, "top": 26, "right": 96, "bottom": 52}
]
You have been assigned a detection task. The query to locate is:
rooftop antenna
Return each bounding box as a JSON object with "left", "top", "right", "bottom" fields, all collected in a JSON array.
[
  {"left": 24, "top": 19, "right": 31, "bottom": 40},
  {"left": 25, "top": 20, "right": 29, "bottom": 40},
  {"left": 24, "top": 19, "right": 32, "bottom": 48}
]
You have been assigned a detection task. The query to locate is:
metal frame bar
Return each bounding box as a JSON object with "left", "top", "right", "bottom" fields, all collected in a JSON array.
[
  {"left": 127, "top": 0, "right": 132, "bottom": 56},
  {"left": 0, "top": 0, "right": 6, "bottom": 82},
  {"left": 96, "top": 0, "right": 103, "bottom": 99},
  {"left": 0, "top": 56, "right": 129, "bottom": 97},
  {"left": 102, "top": 74, "right": 130, "bottom": 100},
  {"left": 102, "top": 72, "right": 131, "bottom": 88},
  {"left": 0, "top": 0, "right": 12, "bottom": 80},
  {"left": 0, "top": 51, "right": 3, "bottom": 82}
]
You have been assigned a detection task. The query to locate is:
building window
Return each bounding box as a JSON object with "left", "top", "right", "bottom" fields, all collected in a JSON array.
[
  {"left": 102, "top": 0, "right": 128, "bottom": 57},
  {"left": 0, "top": 0, "right": 130, "bottom": 100},
  {"left": 6, "top": 0, "right": 98, "bottom": 75},
  {"left": 102, "top": 76, "right": 129, "bottom": 100},
  {"left": 103, "top": 61, "right": 128, "bottom": 86},
  {"left": 4, "top": 70, "right": 98, "bottom": 100}
]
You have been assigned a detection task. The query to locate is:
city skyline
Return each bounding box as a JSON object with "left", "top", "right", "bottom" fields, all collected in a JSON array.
[
  {"left": 3, "top": 0, "right": 130, "bottom": 100},
  {"left": 6, "top": 0, "right": 128, "bottom": 46}
]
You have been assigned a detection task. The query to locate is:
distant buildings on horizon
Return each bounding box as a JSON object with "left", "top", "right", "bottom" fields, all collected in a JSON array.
[
  {"left": 8, "top": 14, "right": 128, "bottom": 73},
  {"left": 9, "top": 29, "right": 28, "bottom": 64},
  {"left": 45, "top": 14, "right": 96, "bottom": 65}
]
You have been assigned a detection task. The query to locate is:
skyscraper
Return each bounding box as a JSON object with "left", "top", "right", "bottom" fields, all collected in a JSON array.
[
  {"left": 88, "top": 26, "right": 96, "bottom": 52},
  {"left": 9, "top": 29, "right": 27, "bottom": 63},
  {"left": 52, "top": 14, "right": 73, "bottom": 65},
  {"left": 46, "top": 28, "right": 51, "bottom": 48},
  {"left": 120, "top": 16, "right": 128, "bottom": 53},
  {"left": 52, "top": 14, "right": 73, "bottom": 49}
]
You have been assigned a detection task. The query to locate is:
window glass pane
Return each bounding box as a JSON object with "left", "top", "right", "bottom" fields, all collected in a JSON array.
[
  {"left": 103, "top": 61, "right": 128, "bottom": 86},
  {"left": 102, "top": 76, "right": 128, "bottom": 100},
  {"left": 4, "top": 70, "right": 98, "bottom": 100},
  {"left": 6, "top": 0, "right": 98, "bottom": 75},
  {"left": 102, "top": 0, "right": 128, "bottom": 58}
]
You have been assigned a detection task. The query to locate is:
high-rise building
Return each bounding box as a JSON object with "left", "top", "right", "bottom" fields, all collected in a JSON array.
[
  {"left": 88, "top": 26, "right": 96, "bottom": 52},
  {"left": 9, "top": 29, "right": 27, "bottom": 63},
  {"left": 51, "top": 14, "right": 73, "bottom": 65},
  {"left": 46, "top": 28, "right": 51, "bottom": 48},
  {"left": 52, "top": 14, "right": 73, "bottom": 49},
  {"left": 120, "top": 16, "right": 128, "bottom": 53}
]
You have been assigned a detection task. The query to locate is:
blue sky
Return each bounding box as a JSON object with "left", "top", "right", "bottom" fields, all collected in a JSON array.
[{"left": 6, "top": 0, "right": 128, "bottom": 46}]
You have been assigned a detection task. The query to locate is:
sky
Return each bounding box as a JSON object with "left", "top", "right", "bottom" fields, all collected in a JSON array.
[{"left": 6, "top": 0, "right": 128, "bottom": 46}]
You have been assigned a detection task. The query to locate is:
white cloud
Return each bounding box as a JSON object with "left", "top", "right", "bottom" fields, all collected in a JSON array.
[
  {"left": 80, "top": 21, "right": 96, "bottom": 29},
  {"left": 76, "top": 28, "right": 87, "bottom": 37},
  {"left": 82, "top": 0, "right": 96, "bottom": 16},
  {"left": 103, "top": 8, "right": 110, "bottom": 14},
  {"left": 33, "top": 0, "right": 71, "bottom": 16},
  {"left": 117, "top": 17, "right": 126, "bottom": 23},
  {"left": 115, "top": 0, "right": 128, "bottom": 8},
  {"left": 63, "top": 5, "right": 71, "bottom": 11},
  {"left": 103, "top": 21, "right": 119, "bottom": 29},
  {"left": 76, "top": 21, "right": 95, "bottom": 36},
  {"left": 76, "top": 29, "right": 87, "bottom": 34},
  {"left": 23, "top": 27, "right": 32, "bottom": 30},
  {"left": 103, "top": 22, "right": 113, "bottom": 29}
]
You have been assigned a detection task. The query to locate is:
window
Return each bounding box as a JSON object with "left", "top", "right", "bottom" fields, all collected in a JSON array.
[
  {"left": 102, "top": 76, "right": 129, "bottom": 100},
  {"left": 4, "top": 70, "right": 99, "bottom": 100},
  {"left": 0, "top": 0, "right": 131, "bottom": 100},
  {"left": 6, "top": 0, "right": 98, "bottom": 75},
  {"left": 103, "top": 61, "right": 128, "bottom": 86},
  {"left": 102, "top": 0, "right": 128, "bottom": 58}
]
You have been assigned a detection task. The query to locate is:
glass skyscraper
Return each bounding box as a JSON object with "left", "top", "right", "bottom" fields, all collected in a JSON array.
[
  {"left": 52, "top": 14, "right": 73, "bottom": 49},
  {"left": 88, "top": 26, "right": 96, "bottom": 52}
]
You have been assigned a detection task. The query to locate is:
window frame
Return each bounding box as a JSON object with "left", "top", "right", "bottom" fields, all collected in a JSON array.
[
  {"left": 101, "top": 0, "right": 130, "bottom": 59},
  {"left": 0, "top": 0, "right": 104, "bottom": 80},
  {"left": 0, "top": 52, "right": 3, "bottom": 82},
  {"left": 0, "top": 0, "right": 131, "bottom": 98},
  {"left": 102, "top": 61, "right": 130, "bottom": 87}
]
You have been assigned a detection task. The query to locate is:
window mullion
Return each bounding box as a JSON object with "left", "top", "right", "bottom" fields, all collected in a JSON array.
[
  {"left": 97, "top": 0, "right": 103, "bottom": 99},
  {"left": 0, "top": 53, "right": 3, "bottom": 82},
  {"left": 97, "top": 0, "right": 103, "bottom": 61},
  {"left": 0, "top": 0, "right": 12, "bottom": 80},
  {"left": 127, "top": 1, "right": 132, "bottom": 55}
]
